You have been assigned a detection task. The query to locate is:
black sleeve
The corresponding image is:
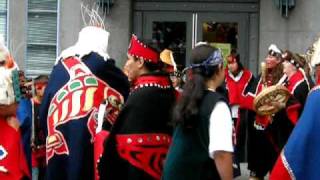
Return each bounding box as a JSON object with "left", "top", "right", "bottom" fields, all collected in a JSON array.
[
  {"left": 244, "top": 74, "right": 257, "bottom": 95},
  {"left": 293, "top": 81, "right": 309, "bottom": 108}
]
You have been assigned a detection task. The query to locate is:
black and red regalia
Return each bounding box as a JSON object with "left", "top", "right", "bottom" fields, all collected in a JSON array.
[
  {"left": 98, "top": 35, "right": 176, "bottom": 180},
  {"left": 225, "top": 57, "right": 254, "bottom": 162},
  {"left": 241, "top": 63, "right": 309, "bottom": 177}
]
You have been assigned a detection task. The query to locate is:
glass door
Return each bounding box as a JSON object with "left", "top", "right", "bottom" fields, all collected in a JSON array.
[
  {"left": 135, "top": 12, "right": 250, "bottom": 69},
  {"left": 141, "top": 12, "right": 193, "bottom": 70},
  {"left": 196, "top": 13, "right": 249, "bottom": 68}
]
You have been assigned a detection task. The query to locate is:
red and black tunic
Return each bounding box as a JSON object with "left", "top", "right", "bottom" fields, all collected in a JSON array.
[
  {"left": 225, "top": 69, "right": 253, "bottom": 107},
  {"left": 225, "top": 69, "right": 254, "bottom": 162},
  {"left": 244, "top": 70, "right": 309, "bottom": 177},
  {"left": 98, "top": 73, "right": 176, "bottom": 180}
]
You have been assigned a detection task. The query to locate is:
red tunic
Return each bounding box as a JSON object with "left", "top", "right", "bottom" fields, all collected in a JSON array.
[
  {"left": 0, "top": 118, "right": 30, "bottom": 180},
  {"left": 225, "top": 69, "right": 253, "bottom": 140},
  {"left": 225, "top": 69, "right": 253, "bottom": 107},
  {"left": 285, "top": 70, "right": 307, "bottom": 124}
]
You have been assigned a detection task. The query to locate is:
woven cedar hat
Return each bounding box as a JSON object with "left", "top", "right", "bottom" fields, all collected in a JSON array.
[{"left": 160, "top": 49, "right": 177, "bottom": 72}]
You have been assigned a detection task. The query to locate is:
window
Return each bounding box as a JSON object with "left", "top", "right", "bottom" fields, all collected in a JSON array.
[
  {"left": 26, "top": 0, "right": 58, "bottom": 77},
  {"left": 152, "top": 22, "right": 186, "bottom": 69},
  {"left": 0, "top": 0, "right": 7, "bottom": 43}
]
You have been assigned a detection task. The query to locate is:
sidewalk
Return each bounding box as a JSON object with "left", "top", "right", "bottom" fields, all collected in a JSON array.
[
  {"left": 235, "top": 163, "right": 250, "bottom": 180},
  {"left": 235, "top": 163, "right": 269, "bottom": 180}
]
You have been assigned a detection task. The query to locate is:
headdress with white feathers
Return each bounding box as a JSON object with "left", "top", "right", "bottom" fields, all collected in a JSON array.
[
  {"left": 56, "top": 3, "right": 110, "bottom": 64},
  {"left": 306, "top": 36, "right": 320, "bottom": 67}
]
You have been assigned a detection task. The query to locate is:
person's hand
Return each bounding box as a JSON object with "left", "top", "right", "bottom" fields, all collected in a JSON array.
[
  {"left": 6, "top": 116, "right": 20, "bottom": 130},
  {"left": 270, "top": 101, "right": 286, "bottom": 110}
]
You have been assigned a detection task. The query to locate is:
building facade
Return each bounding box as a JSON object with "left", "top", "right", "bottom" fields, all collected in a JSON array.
[{"left": 5, "top": 0, "right": 320, "bottom": 77}]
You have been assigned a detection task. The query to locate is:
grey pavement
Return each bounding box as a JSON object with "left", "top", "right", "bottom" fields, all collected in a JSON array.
[{"left": 235, "top": 163, "right": 269, "bottom": 180}]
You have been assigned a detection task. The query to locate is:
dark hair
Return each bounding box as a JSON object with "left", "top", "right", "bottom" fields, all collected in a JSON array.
[
  {"left": 228, "top": 49, "right": 244, "bottom": 72},
  {"left": 34, "top": 74, "right": 49, "bottom": 83},
  {"left": 265, "top": 63, "right": 284, "bottom": 85},
  {"left": 228, "top": 54, "right": 244, "bottom": 72},
  {"left": 282, "top": 50, "right": 304, "bottom": 69},
  {"left": 235, "top": 54, "right": 244, "bottom": 71},
  {"left": 173, "top": 44, "right": 222, "bottom": 127}
]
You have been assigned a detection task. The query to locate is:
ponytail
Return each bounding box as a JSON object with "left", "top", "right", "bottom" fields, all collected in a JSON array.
[
  {"left": 173, "top": 44, "right": 222, "bottom": 128},
  {"left": 173, "top": 69, "right": 205, "bottom": 127}
]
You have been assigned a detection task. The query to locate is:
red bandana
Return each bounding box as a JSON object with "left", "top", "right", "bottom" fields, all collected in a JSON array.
[{"left": 128, "top": 35, "right": 159, "bottom": 64}]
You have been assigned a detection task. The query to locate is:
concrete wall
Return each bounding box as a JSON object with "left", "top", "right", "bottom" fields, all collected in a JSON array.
[
  {"left": 259, "top": 0, "right": 320, "bottom": 63},
  {"left": 9, "top": 0, "right": 131, "bottom": 72},
  {"left": 58, "top": 0, "right": 132, "bottom": 67},
  {"left": 58, "top": 0, "right": 84, "bottom": 54},
  {"left": 104, "top": 0, "right": 132, "bottom": 67},
  {"left": 59, "top": 0, "right": 132, "bottom": 68},
  {"left": 8, "top": 0, "right": 27, "bottom": 69}
]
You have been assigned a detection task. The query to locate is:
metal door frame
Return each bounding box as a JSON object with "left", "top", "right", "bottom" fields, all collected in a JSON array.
[
  {"left": 135, "top": 11, "right": 193, "bottom": 67},
  {"left": 195, "top": 12, "right": 249, "bottom": 68},
  {"left": 133, "top": 1, "right": 259, "bottom": 74}
]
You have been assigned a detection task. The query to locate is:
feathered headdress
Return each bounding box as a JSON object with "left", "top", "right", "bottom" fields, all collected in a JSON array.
[
  {"left": 306, "top": 37, "right": 320, "bottom": 67},
  {"left": 56, "top": 3, "right": 110, "bottom": 64}
]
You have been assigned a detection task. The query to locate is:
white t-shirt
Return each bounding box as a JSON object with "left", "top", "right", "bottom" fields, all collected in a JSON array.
[{"left": 208, "top": 101, "right": 234, "bottom": 159}]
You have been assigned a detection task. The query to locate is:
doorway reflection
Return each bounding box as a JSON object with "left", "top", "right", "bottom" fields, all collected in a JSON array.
[
  {"left": 152, "top": 22, "right": 186, "bottom": 69},
  {"left": 202, "top": 22, "right": 238, "bottom": 61}
]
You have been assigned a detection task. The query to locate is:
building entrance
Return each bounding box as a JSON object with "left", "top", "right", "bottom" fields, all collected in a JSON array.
[{"left": 133, "top": 0, "right": 259, "bottom": 73}]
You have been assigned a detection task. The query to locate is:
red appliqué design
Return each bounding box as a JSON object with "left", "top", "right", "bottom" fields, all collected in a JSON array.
[
  {"left": 116, "top": 133, "right": 171, "bottom": 179},
  {"left": 46, "top": 57, "right": 123, "bottom": 162}
]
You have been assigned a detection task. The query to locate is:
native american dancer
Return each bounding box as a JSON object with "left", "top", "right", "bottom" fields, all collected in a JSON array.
[
  {"left": 0, "top": 36, "right": 30, "bottom": 180},
  {"left": 163, "top": 44, "right": 233, "bottom": 180},
  {"left": 270, "top": 37, "right": 320, "bottom": 180},
  {"left": 39, "top": 19, "right": 129, "bottom": 179},
  {"left": 98, "top": 35, "right": 176, "bottom": 180},
  {"left": 280, "top": 50, "right": 310, "bottom": 120},
  {"left": 241, "top": 45, "right": 309, "bottom": 179},
  {"left": 160, "top": 49, "right": 183, "bottom": 97},
  {"left": 224, "top": 53, "right": 254, "bottom": 164},
  {"left": 17, "top": 75, "right": 49, "bottom": 180}
]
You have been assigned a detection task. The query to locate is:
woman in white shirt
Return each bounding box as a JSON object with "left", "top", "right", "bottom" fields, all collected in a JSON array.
[{"left": 163, "top": 43, "right": 233, "bottom": 180}]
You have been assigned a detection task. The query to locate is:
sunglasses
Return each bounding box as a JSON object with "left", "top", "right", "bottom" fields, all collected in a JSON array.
[{"left": 268, "top": 50, "right": 281, "bottom": 58}]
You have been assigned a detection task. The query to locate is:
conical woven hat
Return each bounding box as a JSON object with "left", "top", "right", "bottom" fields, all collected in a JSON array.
[{"left": 160, "top": 49, "right": 176, "bottom": 68}]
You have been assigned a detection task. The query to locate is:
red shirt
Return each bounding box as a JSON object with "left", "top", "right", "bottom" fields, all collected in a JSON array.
[
  {"left": 225, "top": 69, "right": 253, "bottom": 107},
  {"left": 0, "top": 118, "right": 30, "bottom": 180}
]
